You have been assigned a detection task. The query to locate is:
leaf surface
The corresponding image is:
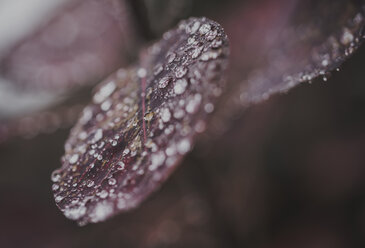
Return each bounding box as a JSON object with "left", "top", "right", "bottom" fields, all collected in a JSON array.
[{"left": 51, "top": 17, "right": 229, "bottom": 225}]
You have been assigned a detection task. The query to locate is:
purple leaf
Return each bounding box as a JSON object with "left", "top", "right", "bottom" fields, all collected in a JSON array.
[
  {"left": 0, "top": 0, "right": 137, "bottom": 142},
  {"left": 1, "top": 0, "right": 134, "bottom": 91},
  {"left": 51, "top": 17, "right": 229, "bottom": 225},
  {"left": 206, "top": 0, "right": 365, "bottom": 135}
]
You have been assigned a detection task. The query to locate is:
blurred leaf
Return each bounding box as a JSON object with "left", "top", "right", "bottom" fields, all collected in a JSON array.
[
  {"left": 203, "top": 0, "right": 365, "bottom": 135},
  {"left": 0, "top": 0, "right": 138, "bottom": 141}
]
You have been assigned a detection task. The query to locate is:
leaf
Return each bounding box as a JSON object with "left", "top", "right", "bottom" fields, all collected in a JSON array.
[
  {"left": 206, "top": 0, "right": 365, "bottom": 135},
  {"left": 51, "top": 17, "right": 229, "bottom": 225},
  {"left": 0, "top": 0, "right": 136, "bottom": 141},
  {"left": 1, "top": 0, "right": 134, "bottom": 91}
]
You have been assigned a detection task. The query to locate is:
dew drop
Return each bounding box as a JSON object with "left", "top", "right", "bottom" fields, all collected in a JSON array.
[
  {"left": 206, "top": 29, "right": 217, "bottom": 41},
  {"left": 186, "top": 94, "right": 202, "bottom": 113},
  {"left": 144, "top": 112, "right": 154, "bottom": 121},
  {"left": 55, "top": 195, "right": 64, "bottom": 203},
  {"left": 195, "top": 120, "right": 206, "bottom": 133},
  {"left": 78, "top": 131, "right": 88, "bottom": 140},
  {"left": 204, "top": 103, "right": 214, "bottom": 113},
  {"left": 99, "top": 190, "right": 108, "bottom": 199},
  {"left": 137, "top": 68, "right": 147, "bottom": 78},
  {"left": 80, "top": 107, "right": 93, "bottom": 125},
  {"left": 166, "top": 52, "right": 176, "bottom": 63},
  {"left": 149, "top": 152, "right": 166, "bottom": 171},
  {"left": 91, "top": 129, "right": 103, "bottom": 144},
  {"left": 173, "top": 109, "right": 185, "bottom": 119},
  {"left": 93, "top": 81, "right": 116, "bottom": 104},
  {"left": 101, "top": 100, "right": 112, "bottom": 111},
  {"left": 199, "top": 24, "right": 211, "bottom": 35},
  {"left": 69, "top": 154, "right": 79, "bottom": 164},
  {"left": 161, "top": 108, "right": 171, "bottom": 123},
  {"left": 108, "top": 178, "right": 117, "bottom": 186},
  {"left": 153, "top": 64, "right": 163, "bottom": 75},
  {"left": 200, "top": 51, "right": 219, "bottom": 61},
  {"left": 177, "top": 139, "right": 191, "bottom": 154},
  {"left": 174, "top": 78, "right": 188, "bottom": 95},
  {"left": 191, "top": 46, "right": 204, "bottom": 59},
  {"left": 64, "top": 206, "right": 86, "bottom": 221},
  {"left": 52, "top": 184, "right": 60, "bottom": 191},
  {"left": 321, "top": 59, "right": 329, "bottom": 67},
  {"left": 190, "top": 21, "right": 200, "bottom": 34},
  {"left": 87, "top": 180, "right": 95, "bottom": 187},
  {"left": 175, "top": 66, "right": 188, "bottom": 78},
  {"left": 159, "top": 76, "right": 172, "bottom": 88},
  {"left": 340, "top": 28, "right": 354, "bottom": 45},
  {"left": 211, "top": 39, "right": 223, "bottom": 48},
  {"left": 51, "top": 170, "right": 61, "bottom": 182}
]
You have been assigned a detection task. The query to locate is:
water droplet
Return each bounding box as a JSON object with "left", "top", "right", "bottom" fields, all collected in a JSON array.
[
  {"left": 99, "top": 190, "right": 108, "bottom": 199},
  {"left": 91, "top": 202, "right": 113, "bottom": 222},
  {"left": 80, "top": 107, "right": 93, "bottom": 125},
  {"left": 154, "top": 64, "right": 163, "bottom": 75},
  {"left": 173, "top": 109, "right": 185, "bottom": 119},
  {"left": 166, "top": 52, "right": 176, "bottom": 63},
  {"left": 144, "top": 112, "right": 154, "bottom": 121},
  {"left": 204, "top": 103, "right": 214, "bottom": 113},
  {"left": 149, "top": 152, "right": 166, "bottom": 171},
  {"left": 177, "top": 139, "right": 191, "bottom": 154},
  {"left": 175, "top": 66, "right": 188, "bottom": 78},
  {"left": 186, "top": 94, "right": 202, "bottom": 113},
  {"left": 55, "top": 195, "right": 64, "bottom": 203},
  {"left": 93, "top": 81, "right": 116, "bottom": 104},
  {"left": 191, "top": 46, "right": 204, "bottom": 59},
  {"left": 87, "top": 180, "right": 95, "bottom": 187},
  {"left": 116, "top": 161, "right": 125, "bottom": 170},
  {"left": 137, "top": 68, "right": 147, "bottom": 78},
  {"left": 195, "top": 120, "right": 206, "bottom": 133},
  {"left": 199, "top": 24, "right": 211, "bottom": 35},
  {"left": 69, "top": 154, "right": 79, "bottom": 164},
  {"left": 174, "top": 79, "right": 188, "bottom": 95},
  {"left": 91, "top": 129, "right": 103, "bottom": 144},
  {"left": 321, "top": 59, "right": 329, "bottom": 67},
  {"left": 101, "top": 100, "right": 112, "bottom": 111},
  {"left": 51, "top": 170, "right": 61, "bottom": 182},
  {"left": 64, "top": 206, "right": 86, "bottom": 220},
  {"left": 78, "top": 131, "right": 88, "bottom": 140},
  {"left": 161, "top": 108, "right": 171, "bottom": 123},
  {"left": 211, "top": 39, "right": 223, "bottom": 48},
  {"left": 200, "top": 51, "right": 219, "bottom": 61},
  {"left": 158, "top": 76, "right": 172, "bottom": 88},
  {"left": 341, "top": 28, "right": 354, "bottom": 45},
  {"left": 187, "top": 37, "right": 196, "bottom": 45},
  {"left": 206, "top": 30, "right": 217, "bottom": 41},
  {"left": 52, "top": 184, "right": 60, "bottom": 191},
  {"left": 190, "top": 21, "right": 200, "bottom": 34},
  {"left": 108, "top": 178, "right": 117, "bottom": 186},
  {"left": 166, "top": 146, "right": 176, "bottom": 156}
]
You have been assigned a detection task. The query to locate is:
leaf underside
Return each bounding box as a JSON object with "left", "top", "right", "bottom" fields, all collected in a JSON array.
[{"left": 51, "top": 17, "right": 229, "bottom": 225}]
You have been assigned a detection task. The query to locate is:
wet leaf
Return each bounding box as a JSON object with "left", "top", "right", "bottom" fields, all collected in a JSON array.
[
  {"left": 51, "top": 17, "right": 229, "bottom": 225},
  {"left": 206, "top": 0, "right": 365, "bottom": 135}
]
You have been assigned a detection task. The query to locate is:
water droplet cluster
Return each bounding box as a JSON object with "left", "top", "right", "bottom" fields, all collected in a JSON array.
[
  {"left": 51, "top": 17, "right": 229, "bottom": 225},
  {"left": 241, "top": 11, "right": 365, "bottom": 105}
]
